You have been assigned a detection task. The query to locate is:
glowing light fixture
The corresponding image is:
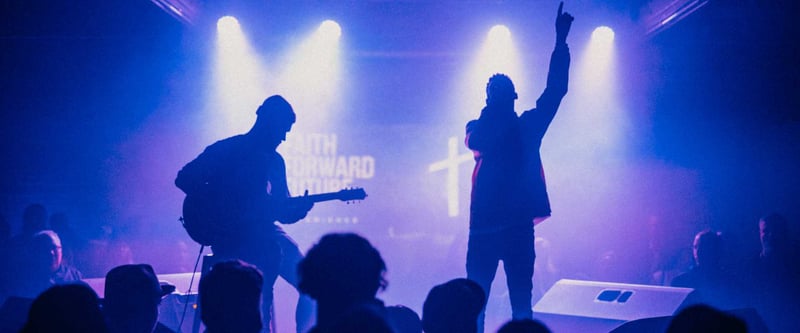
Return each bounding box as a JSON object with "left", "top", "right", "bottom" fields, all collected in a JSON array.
[
  {"left": 209, "top": 15, "right": 270, "bottom": 139},
  {"left": 457, "top": 24, "right": 525, "bottom": 117},
  {"left": 216, "top": 16, "right": 240, "bottom": 36},
  {"left": 275, "top": 20, "right": 344, "bottom": 130},
  {"left": 318, "top": 20, "right": 342, "bottom": 39},
  {"left": 567, "top": 24, "right": 623, "bottom": 155},
  {"left": 592, "top": 26, "right": 615, "bottom": 44},
  {"left": 488, "top": 24, "right": 511, "bottom": 41}
]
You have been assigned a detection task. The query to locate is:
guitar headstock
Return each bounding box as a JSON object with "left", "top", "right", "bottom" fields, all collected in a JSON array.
[{"left": 337, "top": 187, "right": 367, "bottom": 202}]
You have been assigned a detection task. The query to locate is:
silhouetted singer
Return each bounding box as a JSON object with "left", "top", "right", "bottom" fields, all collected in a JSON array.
[{"left": 464, "top": 2, "right": 573, "bottom": 331}]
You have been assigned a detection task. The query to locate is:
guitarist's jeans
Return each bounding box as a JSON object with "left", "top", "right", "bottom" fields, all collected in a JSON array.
[
  {"left": 275, "top": 228, "right": 316, "bottom": 333},
  {"left": 212, "top": 231, "right": 282, "bottom": 332},
  {"left": 466, "top": 224, "right": 535, "bottom": 333},
  {"left": 212, "top": 226, "right": 315, "bottom": 333}
]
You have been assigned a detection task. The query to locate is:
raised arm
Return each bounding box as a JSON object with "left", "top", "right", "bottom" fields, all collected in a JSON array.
[
  {"left": 556, "top": 2, "right": 573, "bottom": 48},
  {"left": 536, "top": 2, "right": 574, "bottom": 102},
  {"left": 526, "top": 2, "right": 573, "bottom": 136},
  {"left": 547, "top": 1, "right": 573, "bottom": 97}
]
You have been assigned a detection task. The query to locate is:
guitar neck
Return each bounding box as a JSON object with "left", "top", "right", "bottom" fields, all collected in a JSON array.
[
  {"left": 293, "top": 192, "right": 342, "bottom": 203},
  {"left": 287, "top": 188, "right": 366, "bottom": 203}
]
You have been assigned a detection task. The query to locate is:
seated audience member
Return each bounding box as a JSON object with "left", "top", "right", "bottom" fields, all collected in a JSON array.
[
  {"left": 747, "top": 213, "right": 800, "bottom": 332},
  {"left": 752, "top": 213, "right": 798, "bottom": 282},
  {"left": 671, "top": 230, "right": 741, "bottom": 309},
  {"left": 386, "top": 304, "right": 422, "bottom": 333},
  {"left": 421, "top": 278, "right": 486, "bottom": 333},
  {"left": 104, "top": 264, "right": 176, "bottom": 333},
  {"left": 10, "top": 230, "right": 83, "bottom": 298},
  {"left": 49, "top": 212, "right": 87, "bottom": 270},
  {"left": 199, "top": 260, "right": 264, "bottom": 333},
  {"left": 32, "top": 230, "right": 83, "bottom": 284},
  {"left": 665, "top": 304, "right": 746, "bottom": 333},
  {"left": 298, "top": 233, "right": 392, "bottom": 333},
  {"left": 20, "top": 282, "right": 108, "bottom": 333},
  {"left": 497, "top": 318, "right": 552, "bottom": 333}
]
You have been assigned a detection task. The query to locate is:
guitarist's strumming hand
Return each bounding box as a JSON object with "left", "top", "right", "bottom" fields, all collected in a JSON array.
[{"left": 278, "top": 190, "right": 315, "bottom": 224}]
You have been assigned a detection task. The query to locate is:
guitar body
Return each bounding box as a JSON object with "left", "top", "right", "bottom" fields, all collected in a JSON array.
[
  {"left": 180, "top": 188, "right": 367, "bottom": 246},
  {"left": 181, "top": 194, "right": 239, "bottom": 246}
]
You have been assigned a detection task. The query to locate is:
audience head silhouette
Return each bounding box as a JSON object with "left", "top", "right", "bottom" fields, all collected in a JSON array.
[
  {"left": 759, "top": 213, "right": 789, "bottom": 256},
  {"left": 692, "top": 229, "right": 723, "bottom": 268},
  {"left": 199, "top": 259, "right": 264, "bottom": 333},
  {"left": 325, "top": 305, "right": 395, "bottom": 333},
  {"left": 299, "top": 232, "right": 387, "bottom": 304},
  {"left": 666, "top": 304, "right": 746, "bottom": 333},
  {"left": 386, "top": 305, "right": 422, "bottom": 333},
  {"left": 21, "top": 283, "right": 108, "bottom": 333},
  {"left": 299, "top": 233, "right": 389, "bottom": 332},
  {"left": 422, "top": 278, "right": 486, "bottom": 333},
  {"left": 497, "top": 318, "right": 552, "bottom": 333},
  {"left": 31, "top": 230, "right": 63, "bottom": 274},
  {"left": 103, "top": 264, "right": 175, "bottom": 333}
]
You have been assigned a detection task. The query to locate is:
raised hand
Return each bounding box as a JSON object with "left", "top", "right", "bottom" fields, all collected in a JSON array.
[{"left": 556, "top": 2, "right": 574, "bottom": 45}]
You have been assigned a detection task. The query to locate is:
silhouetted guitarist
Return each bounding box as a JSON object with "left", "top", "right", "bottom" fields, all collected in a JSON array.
[{"left": 176, "top": 95, "right": 313, "bottom": 333}]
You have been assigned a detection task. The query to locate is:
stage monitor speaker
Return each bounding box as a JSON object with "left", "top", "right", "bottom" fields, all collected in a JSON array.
[{"left": 532, "top": 279, "right": 696, "bottom": 332}]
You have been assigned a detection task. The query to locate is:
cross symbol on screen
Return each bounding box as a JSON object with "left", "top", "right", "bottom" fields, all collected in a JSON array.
[{"left": 428, "top": 136, "right": 473, "bottom": 217}]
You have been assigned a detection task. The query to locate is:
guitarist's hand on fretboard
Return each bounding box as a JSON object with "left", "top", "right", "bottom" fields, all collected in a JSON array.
[{"left": 278, "top": 190, "right": 315, "bottom": 224}]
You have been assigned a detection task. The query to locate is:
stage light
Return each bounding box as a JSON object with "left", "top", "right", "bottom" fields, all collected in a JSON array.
[
  {"left": 484, "top": 25, "right": 514, "bottom": 60},
  {"left": 456, "top": 24, "right": 525, "bottom": 118},
  {"left": 555, "top": 22, "right": 624, "bottom": 161},
  {"left": 209, "top": 15, "right": 270, "bottom": 140},
  {"left": 592, "top": 26, "right": 615, "bottom": 44},
  {"left": 584, "top": 25, "right": 615, "bottom": 80},
  {"left": 583, "top": 26, "right": 615, "bottom": 82},
  {"left": 479, "top": 24, "right": 518, "bottom": 76},
  {"left": 217, "top": 16, "right": 239, "bottom": 36},
  {"left": 275, "top": 20, "right": 344, "bottom": 131},
  {"left": 318, "top": 20, "right": 342, "bottom": 40},
  {"left": 488, "top": 24, "right": 511, "bottom": 41}
]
